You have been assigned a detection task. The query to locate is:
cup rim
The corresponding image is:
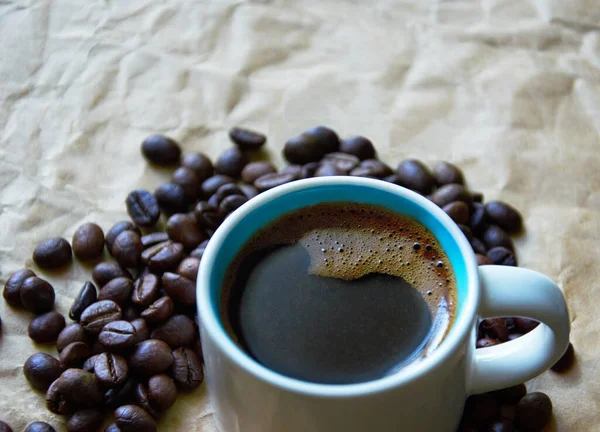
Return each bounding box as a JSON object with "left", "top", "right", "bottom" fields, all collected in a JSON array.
[{"left": 197, "top": 177, "right": 479, "bottom": 397}]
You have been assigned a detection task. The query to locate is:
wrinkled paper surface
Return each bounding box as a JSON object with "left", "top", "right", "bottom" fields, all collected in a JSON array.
[{"left": 1, "top": 0, "right": 600, "bottom": 430}]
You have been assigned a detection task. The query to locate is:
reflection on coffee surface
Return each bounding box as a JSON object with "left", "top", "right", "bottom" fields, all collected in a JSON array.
[{"left": 221, "top": 202, "right": 457, "bottom": 384}]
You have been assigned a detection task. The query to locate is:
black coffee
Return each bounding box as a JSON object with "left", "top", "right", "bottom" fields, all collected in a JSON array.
[{"left": 222, "top": 202, "right": 457, "bottom": 384}]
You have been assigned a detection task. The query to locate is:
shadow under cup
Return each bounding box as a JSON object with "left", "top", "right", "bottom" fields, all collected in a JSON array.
[{"left": 201, "top": 178, "right": 475, "bottom": 387}]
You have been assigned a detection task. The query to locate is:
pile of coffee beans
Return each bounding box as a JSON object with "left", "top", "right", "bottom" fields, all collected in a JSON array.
[{"left": 1, "top": 126, "right": 573, "bottom": 432}]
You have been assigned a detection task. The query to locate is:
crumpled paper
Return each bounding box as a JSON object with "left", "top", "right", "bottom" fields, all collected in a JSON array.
[{"left": 1, "top": 0, "right": 599, "bottom": 430}]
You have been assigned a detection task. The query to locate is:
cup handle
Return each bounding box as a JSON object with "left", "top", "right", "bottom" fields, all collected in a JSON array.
[{"left": 468, "top": 265, "right": 571, "bottom": 395}]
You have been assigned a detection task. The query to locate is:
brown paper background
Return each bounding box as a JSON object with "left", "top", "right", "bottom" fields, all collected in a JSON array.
[{"left": 1, "top": 0, "right": 599, "bottom": 430}]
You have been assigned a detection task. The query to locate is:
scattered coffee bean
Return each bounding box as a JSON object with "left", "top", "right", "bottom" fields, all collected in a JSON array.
[
  {"left": 476, "top": 337, "right": 501, "bottom": 348},
  {"left": 33, "top": 237, "right": 72, "bottom": 269},
  {"left": 141, "top": 135, "right": 181, "bottom": 166},
  {"left": 82, "top": 354, "right": 100, "bottom": 373},
  {"left": 0, "top": 421, "right": 12, "bottom": 432},
  {"left": 551, "top": 342, "right": 574, "bottom": 372},
  {"left": 350, "top": 159, "right": 393, "bottom": 178},
  {"left": 24, "top": 353, "right": 62, "bottom": 391},
  {"left": 24, "top": 422, "right": 55, "bottom": 432},
  {"left": 470, "top": 202, "right": 488, "bottom": 234},
  {"left": 172, "top": 166, "right": 200, "bottom": 202},
  {"left": 464, "top": 394, "right": 499, "bottom": 425},
  {"left": 162, "top": 272, "right": 196, "bottom": 306},
  {"left": 60, "top": 342, "right": 92, "bottom": 369},
  {"left": 3, "top": 268, "right": 36, "bottom": 308},
  {"left": 396, "top": 159, "right": 436, "bottom": 195},
  {"left": 134, "top": 383, "right": 158, "bottom": 418},
  {"left": 240, "top": 184, "right": 259, "bottom": 200},
  {"left": 166, "top": 213, "right": 207, "bottom": 250},
  {"left": 80, "top": 300, "right": 123, "bottom": 334},
  {"left": 487, "top": 247, "right": 517, "bottom": 266},
  {"left": 431, "top": 184, "right": 472, "bottom": 208},
  {"left": 105, "top": 222, "right": 141, "bottom": 253},
  {"left": 201, "top": 175, "right": 235, "bottom": 199},
  {"left": 513, "top": 318, "right": 539, "bottom": 334},
  {"left": 482, "top": 225, "right": 514, "bottom": 251},
  {"left": 181, "top": 152, "right": 214, "bottom": 181},
  {"left": 475, "top": 254, "right": 493, "bottom": 266},
  {"left": 300, "top": 161, "right": 321, "bottom": 178},
  {"left": 470, "top": 237, "right": 487, "bottom": 255},
  {"left": 443, "top": 201, "right": 470, "bottom": 225},
  {"left": 480, "top": 318, "right": 509, "bottom": 342},
  {"left": 57, "top": 323, "right": 87, "bottom": 352},
  {"left": 99, "top": 321, "right": 136, "bottom": 350},
  {"left": 485, "top": 201, "right": 523, "bottom": 234},
  {"left": 112, "top": 231, "right": 143, "bottom": 269},
  {"left": 115, "top": 405, "right": 157, "bottom": 432},
  {"left": 281, "top": 164, "right": 303, "bottom": 179},
  {"left": 129, "top": 339, "right": 173, "bottom": 376},
  {"left": 487, "top": 419, "right": 514, "bottom": 432},
  {"left": 315, "top": 163, "right": 346, "bottom": 177},
  {"left": 28, "top": 311, "right": 65, "bottom": 344},
  {"left": 229, "top": 127, "right": 267, "bottom": 151},
  {"left": 92, "top": 262, "right": 132, "bottom": 288},
  {"left": 140, "top": 232, "right": 169, "bottom": 249},
  {"left": 69, "top": 281, "right": 98, "bottom": 321},
  {"left": 122, "top": 305, "right": 140, "bottom": 321},
  {"left": 151, "top": 315, "right": 196, "bottom": 348},
  {"left": 177, "top": 257, "right": 200, "bottom": 281},
  {"left": 141, "top": 241, "right": 184, "bottom": 273},
  {"left": 218, "top": 194, "right": 247, "bottom": 217},
  {"left": 490, "top": 384, "right": 527, "bottom": 405},
  {"left": 194, "top": 201, "right": 222, "bottom": 229},
  {"left": 95, "top": 352, "right": 129, "bottom": 388},
  {"left": 209, "top": 183, "right": 245, "bottom": 208},
  {"left": 458, "top": 224, "right": 473, "bottom": 242},
  {"left": 126, "top": 190, "right": 160, "bottom": 227},
  {"left": 515, "top": 392, "right": 552, "bottom": 432},
  {"left": 321, "top": 152, "right": 360, "bottom": 172},
  {"left": 189, "top": 239, "right": 209, "bottom": 261},
  {"left": 148, "top": 374, "right": 177, "bottom": 412},
  {"left": 72, "top": 223, "right": 105, "bottom": 261},
  {"left": 131, "top": 274, "right": 160, "bottom": 307},
  {"left": 339, "top": 136, "right": 375, "bottom": 160},
  {"left": 154, "top": 183, "right": 188, "bottom": 214},
  {"left": 254, "top": 172, "right": 296, "bottom": 192},
  {"left": 20, "top": 276, "right": 55, "bottom": 314},
  {"left": 241, "top": 161, "right": 276, "bottom": 184},
  {"left": 141, "top": 296, "right": 174, "bottom": 324},
  {"left": 46, "top": 368, "right": 103, "bottom": 415},
  {"left": 130, "top": 318, "right": 151, "bottom": 345},
  {"left": 284, "top": 133, "right": 324, "bottom": 164},
  {"left": 171, "top": 347, "right": 204, "bottom": 390},
  {"left": 215, "top": 147, "right": 249, "bottom": 178},
  {"left": 432, "top": 161, "right": 465, "bottom": 186},
  {"left": 304, "top": 126, "right": 340, "bottom": 154},
  {"left": 104, "top": 377, "right": 136, "bottom": 410},
  {"left": 98, "top": 277, "right": 134, "bottom": 307},
  {"left": 104, "top": 424, "right": 120, "bottom": 432},
  {"left": 67, "top": 409, "right": 104, "bottom": 432}
]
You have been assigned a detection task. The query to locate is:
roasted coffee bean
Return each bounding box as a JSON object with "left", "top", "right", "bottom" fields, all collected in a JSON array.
[
  {"left": 470, "top": 237, "right": 487, "bottom": 255},
  {"left": 482, "top": 225, "right": 514, "bottom": 251},
  {"left": 229, "top": 127, "right": 267, "bottom": 151},
  {"left": 151, "top": 315, "right": 196, "bottom": 348},
  {"left": 24, "top": 422, "right": 56, "bottom": 432},
  {"left": 254, "top": 172, "right": 296, "bottom": 192},
  {"left": 104, "top": 424, "right": 120, "bottom": 432},
  {"left": 92, "top": 262, "right": 132, "bottom": 288},
  {"left": 470, "top": 202, "right": 487, "bottom": 234},
  {"left": 240, "top": 184, "right": 259, "bottom": 200},
  {"left": 131, "top": 274, "right": 160, "bottom": 307},
  {"left": 194, "top": 201, "right": 222, "bottom": 229},
  {"left": 72, "top": 223, "right": 105, "bottom": 261},
  {"left": 487, "top": 247, "right": 517, "bottom": 266},
  {"left": 134, "top": 383, "right": 158, "bottom": 418},
  {"left": 60, "top": 342, "right": 92, "bottom": 368},
  {"left": 104, "top": 377, "right": 136, "bottom": 409},
  {"left": 166, "top": 213, "right": 207, "bottom": 250},
  {"left": 95, "top": 352, "right": 129, "bottom": 387},
  {"left": 141, "top": 135, "right": 181, "bottom": 165},
  {"left": 201, "top": 175, "right": 235, "bottom": 199},
  {"left": 189, "top": 240, "right": 209, "bottom": 260},
  {"left": 69, "top": 281, "right": 97, "bottom": 321},
  {"left": 476, "top": 337, "right": 501, "bottom": 348},
  {"left": 515, "top": 392, "right": 552, "bottom": 432},
  {"left": 514, "top": 318, "right": 539, "bottom": 334},
  {"left": 300, "top": 161, "right": 321, "bottom": 179},
  {"left": 283, "top": 133, "right": 324, "bottom": 164},
  {"left": 443, "top": 201, "right": 470, "bottom": 225},
  {"left": 80, "top": 300, "right": 123, "bottom": 334},
  {"left": 130, "top": 318, "right": 150, "bottom": 344},
  {"left": 82, "top": 355, "right": 100, "bottom": 373},
  {"left": 24, "top": 353, "right": 62, "bottom": 391},
  {"left": 112, "top": 231, "right": 143, "bottom": 269},
  {"left": 210, "top": 183, "right": 245, "bottom": 206},
  {"left": 129, "top": 339, "right": 173, "bottom": 376},
  {"left": 171, "top": 347, "right": 204, "bottom": 390},
  {"left": 123, "top": 306, "right": 140, "bottom": 322},
  {"left": 33, "top": 237, "right": 72, "bottom": 269},
  {"left": 480, "top": 318, "right": 509, "bottom": 342},
  {"left": 551, "top": 342, "right": 574, "bottom": 372},
  {"left": 141, "top": 296, "right": 174, "bottom": 324},
  {"left": 0, "top": 421, "right": 12, "bottom": 432},
  {"left": 98, "top": 277, "right": 134, "bottom": 307},
  {"left": 396, "top": 159, "right": 435, "bottom": 195},
  {"left": 28, "top": 311, "right": 65, "bottom": 344},
  {"left": 105, "top": 222, "right": 141, "bottom": 252},
  {"left": 181, "top": 152, "right": 214, "bottom": 181},
  {"left": 432, "top": 161, "right": 464, "bottom": 186},
  {"left": 322, "top": 152, "right": 360, "bottom": 172},
  {"left": 57, "top": 323, "right": 87, "bottom": 352},
  {"left": 20, "top": 276, "right": 55, "bottom": 314},
  {"left": 475, "top": 254, "right": 493, "bottom": 266},
  {"left": 384, "top": 174, "right": 402, "bottom": 185},
  {"left": 46, "top": 369, "right": 103, "bottom": 415},
  {"left": 215, "top": 147, "right": 249, "bottom": 178},
  {"left": 458, "top": 224, "right": 473, "bottom": 242},
  {"left": 487, "top": 419, "right": 514, "bottom": 432},
  {"left": 115, "top": 405, "right": 157, "bottom": 432},
  {"left": 464, "top": 394, "right": 499, "bottom": 425},
  {"left": 99, "top": 321, "right": 137, "bottom": 350},
  {"left": 126, "top": 190, "right": 160, "bottom": 227},
  {"left": 67, "top": 409, "right": 104, "bottom": 432},
  {"left": 431, "top": 184, "right": 471, "bottom": 208},
  {"left": 304, "top": 125, "right": 340, "bottom": 154},
  {"left": 241, "top": 161, "right": 276, "bottom": 184},
  {"left": 140, "top": 232, "right": 169, "bottom": 249},
  {"left": 172, "top": 166, "right": 200, "bottom": 202},
  {"left": 339, "top": 136, "right": 375, "bottom": 160},
  {"left": 485, "top": 201, "right": 523, "bottom": 234},
  {"left": 177, "top": 257, "right": 200, "bottom": 281},
  {"left": 162, "top": 272, "right": 196, "bottom": 306},
  {"left": 147, "top": 374, "right": 177, "bottom": 412},
  {"left": 351, "top": 159, "right": 393, "bottom": 178},
  {"left": 315, "top": 163, "right": 346, "bottom": 177},
  {"left": 218, "top": 194, "right": 247, "bottom": 217},
  {"left": 490, "top": 384, "right": 527, "bottom": 405},
  {"left": 141, "top": 241, "right": 184, "bottom": 273},
  {"left": 281, "top": 164, "right": 303, "bottom": 179},
  {"left": 154, "top": 183, "right": 188, "bottom": 214},
  {"left": 3, "top": 268, "right": 36, "bottom": 308}
]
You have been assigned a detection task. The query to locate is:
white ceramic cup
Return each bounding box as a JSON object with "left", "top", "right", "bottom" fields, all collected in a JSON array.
[{"left": 197, "top": 177, "right": 570, "bottom": 432}]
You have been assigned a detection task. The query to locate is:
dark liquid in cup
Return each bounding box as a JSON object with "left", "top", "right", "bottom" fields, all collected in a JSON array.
[{"left": 221, "top": 202, "right": 457, "bottom": 384}]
